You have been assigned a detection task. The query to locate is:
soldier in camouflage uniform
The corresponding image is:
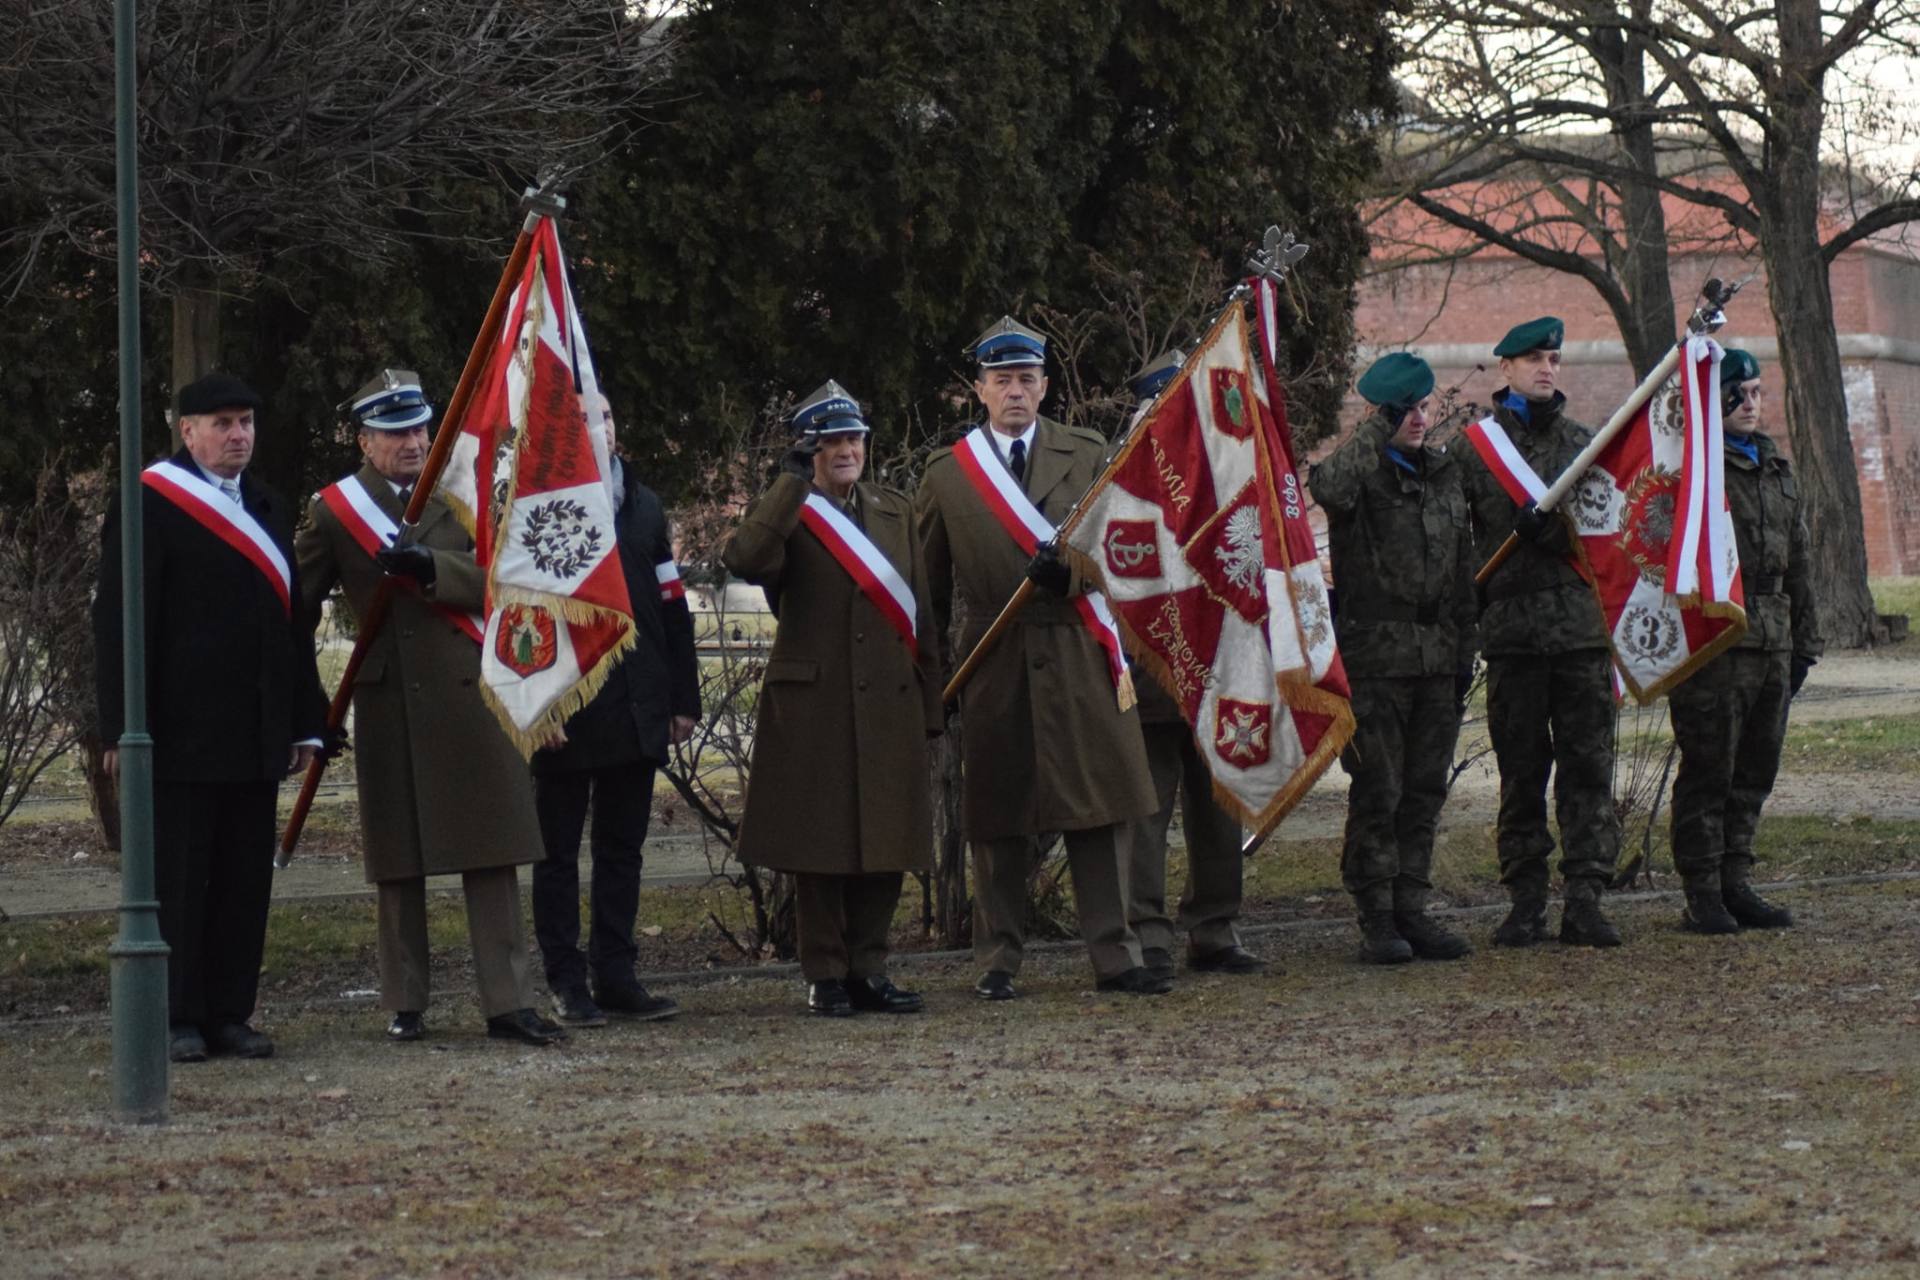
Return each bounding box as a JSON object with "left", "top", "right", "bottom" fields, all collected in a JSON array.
[
  {"left": 1667, "top": 349, "right": 1822, "bottom": 933},
  {"left": 1311, "top": 353, "right": 1478, "bottom": 964},
  {"left": 1456, "top": 317, "right": 1623, "bottom": 948}
]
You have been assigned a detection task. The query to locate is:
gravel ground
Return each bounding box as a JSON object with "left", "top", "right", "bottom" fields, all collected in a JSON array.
[{"left": 3, "top": 877, "right": 1916, "bottom": 1279}]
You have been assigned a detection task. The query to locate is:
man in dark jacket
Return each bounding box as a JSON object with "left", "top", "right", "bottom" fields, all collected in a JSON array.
[
  {"left": 1667, "top": 350, "right": 1823, "bottom": 933},
  {"left": 1456, "top": 317, "right": 1623, "bottom": 948},
  {"left": 94, "top": 373, "right": 327, "bottom": 1063},
  {"left": 1311, "top": 353, "right": 1477, "bottom": 964},
  {"left": 531, "top": 400, "right": 701, "bottom": 1026}
]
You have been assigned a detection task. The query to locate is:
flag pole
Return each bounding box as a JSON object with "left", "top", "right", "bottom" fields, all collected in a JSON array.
[
  {"left": 943, "top": 230, "right": 1307, "bottom": 706},
  {"left": 278, "top": 184, "right": 562, "bottom": 863},
  {"left": 1472, "top": 277, "right": 1741, "bottom": 586}
]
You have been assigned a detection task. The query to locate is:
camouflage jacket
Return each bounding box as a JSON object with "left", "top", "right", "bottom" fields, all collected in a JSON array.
[
  {"left": 1455, "top": 391, "right": 1610, "bottom": 656},
  {"left": 1726, "top": 432, "right": 1823, "bottom": 657},
  {"left": 1309, "top": 412, "right": 1477, "bottom": 677}
]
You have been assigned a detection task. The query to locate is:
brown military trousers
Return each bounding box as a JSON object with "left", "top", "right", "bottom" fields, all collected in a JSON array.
[
  {"left": 1128, "top": 718, "right": 1245, "bottom": 956},
  {"left": 793, "top": 871, "right": 904, "bottom": 982},
  {"left": 1339, "top": 675, "right": 1461, "bottom": 913}
]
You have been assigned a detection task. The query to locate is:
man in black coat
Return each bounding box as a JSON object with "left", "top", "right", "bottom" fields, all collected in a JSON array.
[
  {"left": 93, "top": 373, "right": 327, "bottom": 1063},
  {"left": 530, "top": 403, "right": 701, "bottom": 1027}
]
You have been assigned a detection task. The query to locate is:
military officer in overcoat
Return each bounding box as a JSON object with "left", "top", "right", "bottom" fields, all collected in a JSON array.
[
  {"left": 94, "top": 373, "right": 328, "bottom": 1063},
  {"left": 915, "top": 319, "right": 1166, "bottom": 998},
  {"left": 1122, "top": 353, "right": 1264, "bottom": 981},
  {"left": 1311, "top": 353, "right": 1477, "bottom": 964},
  {"left": 723, "top": 381, "right": 941, "bottom": 1016},
  {"left": 296, "top": 369, "right": 563, "bottom": 1045},
  {"left": 1456, "top": 318, "right": 1623, "bottom": 948},
  {"left": 1667, "top": 349, "right": 1822, "bottom": 933}
]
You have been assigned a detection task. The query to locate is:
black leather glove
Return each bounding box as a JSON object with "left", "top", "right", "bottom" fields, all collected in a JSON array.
[
  {"left": 1026, "top": 542, "right": 1073, "bottom": 596},
  {"left": 1511, "top": 502, "right": 1554, "bottom": 543},
  {"left": 319, "top": 725, "right": 351, "bottom": 763},
  {"left": 780, "top": 441, "right": 818, "bottom": 481},
  {"left": 1455, "top": 659, "right": 1478, "bottom": 714},
  {"left": 1790, "top": 654, "right": 1815, "bottom": 697},
  {"left": 376, "top": 543, "right": 436, "bottom": 586}
]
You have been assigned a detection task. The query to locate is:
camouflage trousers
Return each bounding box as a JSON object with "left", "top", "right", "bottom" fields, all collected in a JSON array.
[
  {"left": 1667, "top": 647, "right": 1791, "bottom": 884},
  {"left": 1486, "top": 650, "right": 1620, "bottom": 897},
  {"left": 1339, "top": 675, "right": 1461, "bottom": 913}
]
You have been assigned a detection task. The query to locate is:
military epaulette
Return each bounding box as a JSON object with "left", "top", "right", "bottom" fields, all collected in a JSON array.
[
  {"left": 1051, "top": 418, "right": 1110, "bottom": 448},
  {"left": 923, "top": 444, "right": 958, "bottom": 469}
]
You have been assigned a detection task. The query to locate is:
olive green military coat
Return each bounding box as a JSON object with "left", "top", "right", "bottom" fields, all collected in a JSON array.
[
  {"left": 1309, "top": 412, "right": 1478, "bottom": 678},
  {"left": 722, "top": 474, "right": 941, "bottom": 875},
  {"left": 915, "top": 418, "right": 1155, "bottom": 841},
  {"left": 1725, "top": 432, "right": 1823, "bottom": 659},
  {"left": 1455, "top": 393, "right": 1610, "bottom": 656},
  {"left": 296, "top": 464, "right": 543, "bottom": 884}
]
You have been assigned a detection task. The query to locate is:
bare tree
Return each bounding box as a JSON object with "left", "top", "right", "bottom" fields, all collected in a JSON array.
[
  {"left": 1388, "top": 0, "right": 1920, "bottom": 646},
  {"left": 0, "top": 1, "right": 668, "bottom": 394}
]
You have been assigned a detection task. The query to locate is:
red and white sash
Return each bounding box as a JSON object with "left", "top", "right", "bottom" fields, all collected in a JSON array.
[
  {"left": 142, "top": 460, "right": 291, "bottom": 616},
  {"left": 952, "top": 427, "right": 1128, "bottom": 689},
  {"left": 319, "top": 474, "right": 484, "bottom": 645},
  {"left": 1462, "top": 415, "right": 1549, "bottom": 509},
  {"left": 798, "top": 492, "right": 918, "bottom": 658}
]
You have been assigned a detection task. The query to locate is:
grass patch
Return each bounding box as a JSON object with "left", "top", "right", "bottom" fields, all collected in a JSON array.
[
  {"left": 1781, "top": 711, "right": 1920, "bottom": 775},
  {"left": 1870, "top": 576, "right": 1920, "bottom": 621}
]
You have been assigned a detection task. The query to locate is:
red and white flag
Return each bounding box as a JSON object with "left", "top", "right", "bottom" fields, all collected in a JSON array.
[
  {"left": 1065, "top": 288, "right": 1353, "bottom": 840},
  {"left": 1567, "top": 335, "right": 1746, "bottom": 699},
  {"left": 436, "top": 216, "right": 635, "bottom": 754}
]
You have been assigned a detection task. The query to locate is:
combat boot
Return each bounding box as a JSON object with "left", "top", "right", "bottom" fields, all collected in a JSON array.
[
  {"left": 1559, "top": 883, "right": 1622, "bottom": 948},
  {"left": 1357, "top": 912, "right": 1413, "bottom": 965},
  {"left": 1680, "top": 889, "right": 1739, "bottom": 935},
  {"left": 1722, "top": 879, "right": 1794, "bottom": 929},
  {"left": 1490, "top": 895, "right": 1549, "bottom": 948},
  {"left": 1394, "top": 908, "right": 1472, "bottom": 960}
]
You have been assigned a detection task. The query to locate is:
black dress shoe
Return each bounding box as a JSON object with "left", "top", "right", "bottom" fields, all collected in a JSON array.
[
  {"left": 1188, "top": 944, "right": 1267, "bottom": 975},
  {"left": 807, "top": 979, "right": 855, "bottom": 1017},
  {"left": 169, "top": 1025, "right": 207, "bottom": 1063},
  {"left": 1095, "top": 966, "right": 1175, "bottom": 995},
  {"left": 973, "top": 970, "right": 1018, "bottom": 1001},
  {"left": 486, "top": 1008, "right": 567, "bottom": 1045},
  {"left": 593, "top": 979, "right": 681, "bottom": 1022},
  {"left": 846, "top": 975, "right": 925, "bottom": 1014},
  {"left": 205, "top": 1021, "right": 274, "bottom": 1059},
  {"left": 387, "top": 1011, "right": 425, "bottom": 1042},
  {"left": 551, "top": 986, "right": 608, "bottom": 1027},
  {"left": 1141, "top": 946, "right": 1176, "bottom": 982}
]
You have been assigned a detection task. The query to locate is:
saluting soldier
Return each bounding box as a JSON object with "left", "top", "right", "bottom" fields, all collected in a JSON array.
[
  {"left": 1123, "top": 353, "right": 1264, "bottom": 982},
  {"left": 915, "top": 318, "right": 1166, "bottom": 999},
  {"left": 93, "top": 374, "right": 328, "bottom": 1063},
  {"left": 1455, "top": 318, "right": 1623, "bottom": 948},
  {"left": 723, "top": 382, "right": 941, "bottom": 1016},
  {"left": 296, "top": 369, "right": 563, "bottom": 1045},
  {"left": 1311, "top": 353, "right": 1476, "bottom": 964},
  {"left": 1667, "top": 350, "right": 1822, "bottom": 933}
]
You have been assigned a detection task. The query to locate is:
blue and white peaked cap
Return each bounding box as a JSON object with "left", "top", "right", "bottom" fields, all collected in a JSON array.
[
  {"left": 344, "top": 368, "right": 433, "bottom": 431},
  {"left": 969, "top": 316, "right": 1047, "bottom": 370},
  {"left": 791, "top": 380, "right": 870, "bottom": 439}
]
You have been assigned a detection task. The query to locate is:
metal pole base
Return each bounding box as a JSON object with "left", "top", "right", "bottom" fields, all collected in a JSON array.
[{"left": 109, "top": 916, "right": 170, "bottom": 1124}]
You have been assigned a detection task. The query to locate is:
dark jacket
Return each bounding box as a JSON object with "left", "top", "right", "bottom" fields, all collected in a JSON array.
[
  {"left": 94, "top": 448, "right": 327, "bottom": 782},
  {"left": 1456, "top": 391, "right": 1611, "bottom": 656},
  {"left": 532, "top": 464, "right": 701, "bottom": 774},
  {"left": 1310, "top": 412, "right": 1478, "bottom": 677},
  {"left": 1725, "top": 432, "right": 1824, "bottom": 658}
]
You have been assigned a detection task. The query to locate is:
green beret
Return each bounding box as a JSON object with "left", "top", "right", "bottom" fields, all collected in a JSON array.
[
  {"left": 1721, "top": 348, "right": 1761, "bottom": 386},
  {"left": 1492, "top": 316, "right": 1564, "bottom": 358},
  {"left": 1355, "top": 352, "right": 1434, "bottom": 410}
]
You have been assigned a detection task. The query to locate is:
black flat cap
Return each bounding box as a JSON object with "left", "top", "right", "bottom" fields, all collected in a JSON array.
[{"left": 176, "top": 373, "right": 262, "bottom": 417}]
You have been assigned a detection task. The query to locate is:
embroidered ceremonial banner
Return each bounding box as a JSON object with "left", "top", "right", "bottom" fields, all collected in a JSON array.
[
  {"left": 951, "top": 427, "right": 1131, "bottom": 697},
  {"left": 798, "top": 492, "right": 919, "bottom": 658},
  {"left": 433, "top": 215, "right": 635, "bottom": 753},
  {"left": 1063, "top": 291, "right": 1353, "bottom": 841},
  {"left": 142, "top": 460, "right": 291, "bottom": 615},
  {"left": 1565, "top": 335, "right": 1746, "bottom": 701},
  {"left": 319, "top": 475, "right": 485, "bottom": 644}
]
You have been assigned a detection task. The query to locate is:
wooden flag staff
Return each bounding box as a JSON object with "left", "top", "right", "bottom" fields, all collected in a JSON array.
[{"left": 277, "top": 183, "right": 565, "bottom": 864}]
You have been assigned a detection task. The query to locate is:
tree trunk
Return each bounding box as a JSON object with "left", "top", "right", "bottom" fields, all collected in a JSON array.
[
  {"left": 169, "top": 276, "right": 222, "bottom": 446},
  {"left": 1755, "top": 3, "right": 1881, "bottom": 649},
  {"left": 1596, "top": 17, "right": 1677, "bottom": 380},
  {"left": 930, "top": 725, "right": 969, "bottom": 950}
]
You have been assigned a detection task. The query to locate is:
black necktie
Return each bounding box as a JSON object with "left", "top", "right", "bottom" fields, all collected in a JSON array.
[
  {"left": 1008, "top": 439, "right": 1027, "bottom": 483},
  {"left": 396, "top": 485, "right": 413, "bottom": 506}
]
